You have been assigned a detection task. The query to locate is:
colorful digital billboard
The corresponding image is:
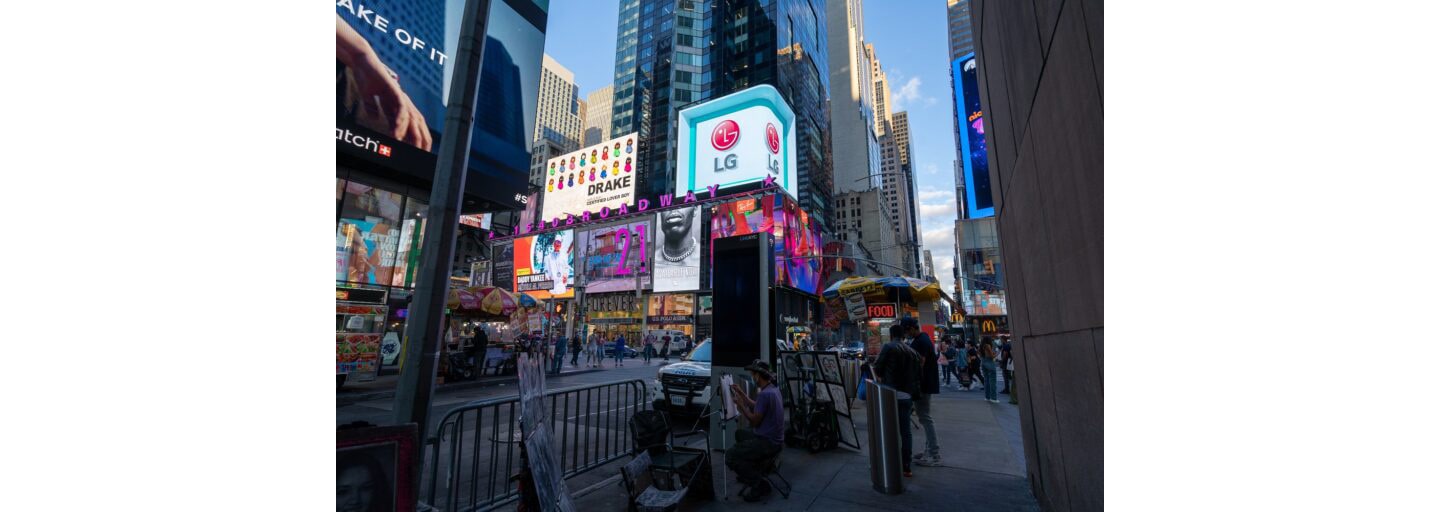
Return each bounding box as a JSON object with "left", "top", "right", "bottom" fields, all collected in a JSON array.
[
  {"left": 954, "top": 53, "right": 993, "bottom": 218},
  {"left": 578, "top": 219, "right": 651, "bottom": 293},
  {"left": 708, "top": 194, "right": 823, "bottom": 295},
  {"left": 335, "top": 0, "right": 546, "bottom": 210},
  {"left": 513, "top": 230, "right": 574, "bottom": 299},
  {"left": 541, "top": 133, "right": 640, "bottom": 220},
  {"left": 676, "top": 85, "right": 799, "bottom": 199}
]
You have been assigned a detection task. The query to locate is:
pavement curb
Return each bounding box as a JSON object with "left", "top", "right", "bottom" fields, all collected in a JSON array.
[{"left": 337, "top": 367, "right": 610, "bottom": 406}]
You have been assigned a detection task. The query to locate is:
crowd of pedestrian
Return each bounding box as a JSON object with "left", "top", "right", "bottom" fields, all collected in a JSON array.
[{"left": 867, "top": 319, "right": 1016, "bottom": 477}]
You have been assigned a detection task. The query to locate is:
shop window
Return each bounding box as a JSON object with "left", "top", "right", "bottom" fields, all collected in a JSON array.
[{"left": 337, "top": 182, "right": 406, "bottom": 286}]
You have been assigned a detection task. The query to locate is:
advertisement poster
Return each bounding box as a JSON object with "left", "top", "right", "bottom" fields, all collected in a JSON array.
[
  {"left": 955, "top": 53, "right": 993, "bottom": 217},
  {"left": 698, "top": 295, "right": 713, "bottom": 316},
  {"left": 709, "top": 194, "right": 820, "bottom": 294},
  {"left": 492, "top": 242, "right": 514, "bottom": 291},
  {"left": 652, "top": 206, "right": 702, "bottom": 292},
  {"left": 647, "top": 293, "right": 695, "bottom": 323},
  {"left": 337, "top": 182, "right": 406, "bottom": 286},
  {"left": 775, "top": 197, "right": 823, "bottom": 294},
  {"left": 578, "top": 220, "right": 651, "bottom": 293},
  {"left": 514, "top": 231, "right": 575, "bottom": 299},
  {"left": 335, "top": 0, "right": 543, "bottom": 210},
  {"left": 540, "top": 133, "right": 641, "bottom": 220},
  {"left": 337, "top": 333, "right": 382, "bottom": 377}
]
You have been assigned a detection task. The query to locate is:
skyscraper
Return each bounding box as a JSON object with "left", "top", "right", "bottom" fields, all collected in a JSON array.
[
  {"left": 947, "top": 0, "right": 975, "bottom": 59},
  {"left": 883, "top": 111, "right": 921, "bottom": 275},
  {"left": 826, "top": 0, "right": 882, "bottom": 194},
  {"left": 583, "top": 84, "right": 614, "bottom": 146},
  {"left": 533, "top": 54, "right": 583, "bottom": 151},
  {"left": 610, "top": 0, "right": 714, "bottom": 201},
  {"left": 712, "top": 0, "right": 832, "bottom": 233}
]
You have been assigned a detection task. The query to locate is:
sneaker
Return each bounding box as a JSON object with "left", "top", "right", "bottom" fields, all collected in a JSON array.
[
  {"left": 915, "top": 455, "right": 943, "bottom": 467},
  {"left": 743, "top": 480, "right": 772, "bottom": 502},
  {"left": 903, "top": 469, "right": 914, "bottom": 477}
]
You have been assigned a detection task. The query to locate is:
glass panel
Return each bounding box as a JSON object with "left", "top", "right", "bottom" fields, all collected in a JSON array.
[
  {"left": 390, "top": 198, "right": 428, "bottom": 288},
  {"left": 337, "top": 181, "right": 405, "bottom": 285}
]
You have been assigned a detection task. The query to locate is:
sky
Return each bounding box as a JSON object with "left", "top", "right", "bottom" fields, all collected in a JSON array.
[{"left": 543, "top": 0, "right": 961, "bottom": 293}]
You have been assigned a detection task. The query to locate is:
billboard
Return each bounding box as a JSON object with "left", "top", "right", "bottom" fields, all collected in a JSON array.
[
  {"left": 578, "top": 219, "right": 651, "bottom": 293},
  {"left": 954, "top": 53, "right": 993, "bottom": 218},
  {"left": 652, "top": 205, "right": 702, "bottom": 292},
  {"left": 335, "top": 0, "right": 546, "bottom": 211},
  {"left": 676, "top": 85, "right": 798, "bottom": 199},
  {"left": 513, "top": 231, "right": 574, "bottom": 299},
  {"left": 707, "top": 194, "right": 822, "bottom": 294},
  {"left": 775, "top": 197, "right": 823, "bottom": 295},
  {"left": 492, "top": 241, "right": 514, "bottom": 291},
  {"left": 540, "top": 133, "right": 640, "bottom": 220}
]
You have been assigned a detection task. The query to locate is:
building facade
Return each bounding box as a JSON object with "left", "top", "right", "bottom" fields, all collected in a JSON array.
[
  {"left": 583, "top": 84, "right": 615, "bottom": 146},
  {"left": 713, "top": 0, "right": 833, "bottom": 235},
  {"left": 825, "top": 0, "right": 882, "bottom": 195},
  {"left": 832, "top": 188, "right": 902, "bottom": 277},
  {"left": 610, "top": 0, "right": 715, "bottom": 202},
  {"left": 946, "top": 0, "right": 974, "bottom": 59},
  {"left": 887, "top": 110, "right": 921, "bottom": 273},
  {"left": 972, "top": 0, "right": 1104, "bottom": 510},
  {"left": 534, "top": 54, "right": 583, "bottom": 151}
]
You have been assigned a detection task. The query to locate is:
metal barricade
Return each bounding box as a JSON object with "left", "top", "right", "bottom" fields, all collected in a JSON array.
[{"left": 422, "top": 379, "right": 649, "bottom": 511}]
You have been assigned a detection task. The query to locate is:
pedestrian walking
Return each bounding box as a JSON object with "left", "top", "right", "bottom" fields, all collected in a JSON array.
[
  {"left": 613, "top": 333, "right": 626, "bottom": 367},
  {"left": 551, "top": 334, "right": 565, "bottom": 374},
  {"left": 660, "top": 335, "right": 672, "bottom": 361},
  {"left": 980, "top": 340, "right": 1000, "bottom": 402},
  {"left": 642, "top": 332, "right": 656, "bottom": 365},
  {"left": 966, "top": 342, "right": 982, "bottom": 390},
  {"left": 941, "top": 340, "right": 962, "bottom": 390},
  {"left": 1000, "top": 337, "right": 1014, "bottom": 394},
  {"left": 901, "top": 317, "right": 943, "bottom": 467},
  {"left": 871, "top": 324, "right": 922, "bottom": 477},
  {"left": 569, "top": 334, "right": 582, "bottom": 367}
]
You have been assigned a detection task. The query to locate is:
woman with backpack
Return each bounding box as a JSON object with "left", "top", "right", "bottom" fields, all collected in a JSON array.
[{"left": 980, "top": 340, "right": 1000, "bottom": 403}]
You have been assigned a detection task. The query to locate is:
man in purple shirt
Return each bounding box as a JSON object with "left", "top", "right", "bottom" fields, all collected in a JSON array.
[{"left": 727, "top": 360, "right": 785, "bottom": 502}]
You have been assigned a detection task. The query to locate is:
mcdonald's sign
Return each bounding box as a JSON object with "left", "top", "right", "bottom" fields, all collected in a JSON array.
[{"left": 980, "top": 319, "right": 998, "bottom": 334}]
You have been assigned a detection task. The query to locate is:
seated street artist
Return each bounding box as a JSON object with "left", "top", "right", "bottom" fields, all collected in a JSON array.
[{"left": 726, "top": 360, "right": 785, "bottom": 502}]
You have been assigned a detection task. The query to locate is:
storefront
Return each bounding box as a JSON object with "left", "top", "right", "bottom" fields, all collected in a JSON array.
[
  {"left": 584, "top": 292, "right": 643, "bottom": 343},
  {"left": 646, "top": 293, "right": 697, "bottom": 339}
]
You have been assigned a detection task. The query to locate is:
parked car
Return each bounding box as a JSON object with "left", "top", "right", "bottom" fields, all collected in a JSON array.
[
  {"left": 836, "top": 341, "right": 865, "bottom": 360},
  {"left": 649, "top": 341, "right": 712, "bottom": 417},
  {"left": 602, "top": 344, "right": 640, "bottom": 359}
]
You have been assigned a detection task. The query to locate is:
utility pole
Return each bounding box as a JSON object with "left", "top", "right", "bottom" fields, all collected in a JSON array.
[{"left": 393, "top": 0, "right": 493, "bottom": 461}]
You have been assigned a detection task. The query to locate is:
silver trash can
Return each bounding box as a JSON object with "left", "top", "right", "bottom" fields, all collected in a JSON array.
[{"left": 865, "top": 379, "right": 903, "bottom": 494}]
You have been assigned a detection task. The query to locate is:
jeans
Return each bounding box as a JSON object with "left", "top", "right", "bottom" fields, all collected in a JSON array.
[
  {"left": 943, "top": 362, "right": 962, "bottom": 385},
  {"left": 981, "top": 360, "right": 998, "bottom": 401},
  {"left": 913, "top": 394, "right": 939, "bottom": 458},
  {"left": 643, "top": 345, "right": 653, "bottom": 363},
  {"left": 727, "top": 429, "right": 782, "bottom": 486},
  {"left": 896, "top": 399, "right": 914, "bottom": 472},
  {"left": 615, "top": 348, "right": 624, "bottom": 366},
  {"left": 1003, "top": 369, "right": 1014, "bottom": 393}
]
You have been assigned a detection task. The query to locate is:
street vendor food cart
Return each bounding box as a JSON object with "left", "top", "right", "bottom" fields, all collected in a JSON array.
[
  {"left": 822, "top": 276, "right": 962, "bottom": 358},
  {"left": 441, "top": 286, "right": 538, "bottom": 379}
]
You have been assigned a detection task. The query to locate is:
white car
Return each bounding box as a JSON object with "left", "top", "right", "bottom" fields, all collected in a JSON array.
[{"left": 649, "top": 341, "right": 712, "bottom": 417}]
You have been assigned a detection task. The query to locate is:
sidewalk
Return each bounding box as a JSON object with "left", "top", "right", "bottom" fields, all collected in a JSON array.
[
  {"left": 336, "top": 363, "right": 607, "bottom": 407},
  {"left": 571, "top": 385, "right": 1040, "bottom": 511}
]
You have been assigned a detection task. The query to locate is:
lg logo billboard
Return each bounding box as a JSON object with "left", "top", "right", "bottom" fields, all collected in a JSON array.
[{"left": 677, "top": 85, "right": 798, "bottom": 199}]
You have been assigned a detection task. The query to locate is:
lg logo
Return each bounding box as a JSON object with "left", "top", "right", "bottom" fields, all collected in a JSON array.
[
  {"left": 765, "top": 123, "right": 780, "bottom": 154},
  {"left": 711, "top": 119, "right": 739, "bottom": 150}
]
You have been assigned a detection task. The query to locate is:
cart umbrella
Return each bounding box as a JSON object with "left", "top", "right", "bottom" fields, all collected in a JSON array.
[{"left": 446, "top": 286, "right": 521, "bottom": 320}]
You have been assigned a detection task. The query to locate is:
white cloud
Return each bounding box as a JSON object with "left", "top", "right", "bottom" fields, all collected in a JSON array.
[
  {"left": 892, "top": 76, "right": 922, "bottom": 111},
  {"left": 917, "top": 188, "right": 950, "bottom": 202},
  {"left": 923, "top": 163, "right": 941, "bottom": 176}
]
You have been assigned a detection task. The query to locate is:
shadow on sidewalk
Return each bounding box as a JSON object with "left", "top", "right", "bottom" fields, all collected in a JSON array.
[{"left": 571, "top": 387, "right": 1039, "bottom": 511}]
